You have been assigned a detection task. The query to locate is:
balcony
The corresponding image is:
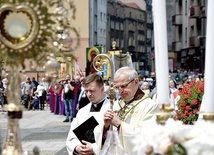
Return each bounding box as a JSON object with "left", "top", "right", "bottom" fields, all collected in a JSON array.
[
  {"left": 172, "top": 41, "right": 182, "bottom": 51},
  {"left": 172, "top": 14, "right": 182, "bottom": 25},
  {"left": 198, "top": 36, "right": 206, "bottom": 47},
  {"left": 146, "top": 23, "right": 153, "bottom": 28},
  {"left": 189, "top": 36, "right": 199, "bottom": 47},
  {"left": 200, "top": 6, "right": 206, "bottom": 18},
  {"left": 146, "top": 38, "right": 151, "bottom": 45},
  {"left": 138, "top": 40, "right": 145, "bottom": 46},
  {"left": 189, "top": 6, "right": 200, "bottom": 18}
]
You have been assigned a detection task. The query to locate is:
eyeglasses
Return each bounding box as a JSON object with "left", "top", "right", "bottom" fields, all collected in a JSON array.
[{"left": 115, "top": 78, "right": 135, "bottom": 90}]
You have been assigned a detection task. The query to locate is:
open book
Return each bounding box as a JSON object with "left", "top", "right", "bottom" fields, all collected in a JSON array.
[{"left": 73, "top": 116, "right": 99, "bottom": 143}]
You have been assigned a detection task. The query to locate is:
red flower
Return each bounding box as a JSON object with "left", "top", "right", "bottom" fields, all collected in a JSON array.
[
  {"left": 182, "top": 114, "right": 186, "bottom": 118},
  {"left": 189, "top": 111, "right": 193, "bottom": 115},
  {"left": 198, "top": 81, "right": 204, "bottom": 94},
  {"left": 185, "top": 106, "right": 191, "bottom": 111},
  {"left": 175, "top": 80, "right": 204, "bottom": 125},
  {"left": 191, "top": 99, "right": 198, "bottom": 105},
  {"left": 180, "top": 101, "right": 186, "bottom": 107}
]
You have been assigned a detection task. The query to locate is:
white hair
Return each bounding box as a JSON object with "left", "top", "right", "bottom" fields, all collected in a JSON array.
[{"left": 114, "top": 66, "right": 138, "bottom": 81}]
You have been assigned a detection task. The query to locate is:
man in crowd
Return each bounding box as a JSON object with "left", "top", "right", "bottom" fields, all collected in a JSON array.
[
  {"left": 150, "top": 72, "right": 156, "bottom": 90},
  {"left": 32, "top": 77, "right": 39, "bottom": 89},
  {"left": 96, "top": 66, "right": 159, "bottom": 155},
  {"left": 62, "top": 74, "right": 75, "bottom": 122},
  {"left": 35, "top": 78, "right": 46, "bottom": 110},
  {"left": 66, "top": 73, "right": 110, "bottom": 155},
  {"left": 21, "top": 77, "right": 34, "bottom": 109}
]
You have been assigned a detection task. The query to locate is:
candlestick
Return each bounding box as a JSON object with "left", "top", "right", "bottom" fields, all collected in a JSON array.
[
  {"left": 204, "top": 0, "right": 214, "bottom": 113},
  {"left": 152, "top": 0, "right": 169, "bottom": 105}
]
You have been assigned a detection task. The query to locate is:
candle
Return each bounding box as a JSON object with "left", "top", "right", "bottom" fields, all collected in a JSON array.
[
  {"left": 152, "top": 0, "right": 169, "bottom": 104},
  {"left": 204, "top": 0, "right": 214, "bottom": 113}
]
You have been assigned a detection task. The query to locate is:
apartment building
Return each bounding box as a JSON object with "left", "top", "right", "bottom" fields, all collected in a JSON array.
[
  {"left": 107, "top": 1, "right": 149, "bottom": 71},
  {"left": 89, "top": 0, "right": 108, "bottom": 52},
  {"left": 172, "top": 0, "right": 207, "bottom": 72}
]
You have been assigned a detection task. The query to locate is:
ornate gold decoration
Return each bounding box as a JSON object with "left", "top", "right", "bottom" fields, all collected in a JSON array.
[
  {"left": 112, "top": 41, "right": 116, "bottom": 50},
  {"left": 87, "top": 47, "right": 100, "bottom": 62},
  {"left": 2, "top": 69, "right": 24, "bottom": 155},
  {"left": 0, "top": 0, "right": 80, "bottom": 154},
  {"left": 118, "top": 96, "right": 150, "bottom": 121},
  {"left": 45, "top": 53, "right": 60, "bottom": 82},
  {"left": 4, "top": 12, "right": 32, "bottom": 39},
  {"left": 51, "top": 0, "right": 80, "bottom": 53},
  {"left": 92, "top": 53, "right": 114, "bottom": 79},
  {"left": 202, "top": 113, "right": 214, "bottom": 122},
  {"left": 156, "top": 104, "right": 174, "bottom": 125},
  {"left": 108, "top": 41, "right": 121, "bottom": 55},
  {"left": 2, "top": 111, "right": 23, "bottom": 155},
  {"left": 49, "top": 0, "right": 80, "bottom": 78},
  {"left": 0, "top": 0, "right": 54, "bottom": 67}
]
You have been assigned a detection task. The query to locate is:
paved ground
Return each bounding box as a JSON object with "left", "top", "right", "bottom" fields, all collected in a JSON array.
[{"left": 0, "top": 108, "right": 71, "bottom": 155}]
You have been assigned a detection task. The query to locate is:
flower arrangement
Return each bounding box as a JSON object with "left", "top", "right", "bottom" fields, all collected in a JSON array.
[
  {"left": 130, "top": 119, "right": 214, "bottom": 155},
  {"left": 176, "top": 80, "right": 204, "bottom": 124}
]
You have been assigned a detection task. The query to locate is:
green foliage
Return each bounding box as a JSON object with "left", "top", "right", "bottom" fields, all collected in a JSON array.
[{"left": 176, "top": 80, "right": 204, "bottom": 124}]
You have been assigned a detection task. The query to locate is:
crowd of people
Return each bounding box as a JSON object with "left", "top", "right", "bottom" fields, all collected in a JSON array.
[
  {"left": 138, "top": 69, "right": 204, "bottom": 112},
  {"left": 0, "top": 67, "right": 205, "bottom": 154},
  {"left": 20, "top": 76, "right": 48, "bottom": 111},
  {"left": 18, "top": 74, "right": 90, "bottom": 123}
]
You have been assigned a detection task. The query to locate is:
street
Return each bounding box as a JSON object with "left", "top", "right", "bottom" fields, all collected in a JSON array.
[{"left": 0, "top": 108, "right": 70, "bottom": 155}]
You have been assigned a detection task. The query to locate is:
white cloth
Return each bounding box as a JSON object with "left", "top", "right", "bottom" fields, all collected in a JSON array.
[
  {"left": 78, "top": 87, "right": 86, "bottom": 102},
  {"left": 36, "top": 84, "right": 45, "bottom": 97},
  {"left": 64, "top": 84, "right": 70, "bottom": 93},
  {"left": 94, "top": 95, "right": 159, "bottom": 155},
  {"left": 66, "top": 98, "right": 110, "bottom": 155},
  {"left": 76, "top": 87, "right": 86, "bottom": 110},
  {"left": 2, "top": 78, "right": 8, "bottom": 89}
]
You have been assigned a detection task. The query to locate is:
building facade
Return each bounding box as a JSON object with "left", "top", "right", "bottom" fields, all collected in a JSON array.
[
  {"left": 172, "top": 0, "right": 207, "bottom": 72},
  {"left": 107, "top": 1, "right": 150, "bottom": 71},
  {"left": 89, "top": 0, "right": 108, "bottom": 52}
]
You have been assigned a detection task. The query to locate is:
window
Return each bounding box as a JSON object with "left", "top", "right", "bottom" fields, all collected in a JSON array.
[
  {"left": 190, "top": 25, "right": 194, "bottom": 36},
  {"left": 128, "top": 37, "right": 135, "bottom": 46},
  {"left": 121, "top": 39, "right": 124, "bottom": 47},
  {"left": 100, "top": 29, "right": 103, "bottom": 37},
  {"left": 147, "top": 29, "right": 152, "bottom": 38},
  {"left": 116, "top": 22, "right": 119, "bottom": 30},
  {"left": 103, "top": 30, "right": 106, "bottom": 37},
  {"left": 111, "top": 21, "right": 114, "bottom": 29},
  {"left": 116, "top": 38, "right": 119, "bottom": 47},
  {"left": 121, "top": 23, "right": 124, "bottom": 30},
  {"left": 111, "top": 38, "right": 115, "bottom": 44}
]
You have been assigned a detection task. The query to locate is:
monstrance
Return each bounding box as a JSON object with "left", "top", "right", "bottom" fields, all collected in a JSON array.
[{"left": 0, "top": 0, "right": 55, "bottom": 154}]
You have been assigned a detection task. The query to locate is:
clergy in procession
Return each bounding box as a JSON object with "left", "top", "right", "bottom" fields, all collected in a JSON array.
[
  {"left": 95, "top": 66, "right": 160, "bottom": 154},
  {"left": 66, "top": 73, "right": 110, "bottom": 155}
]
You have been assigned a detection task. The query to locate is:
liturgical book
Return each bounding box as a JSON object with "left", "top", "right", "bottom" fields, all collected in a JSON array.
[{"left": 73, "top": 116, "right": 99, "bottom": 143}]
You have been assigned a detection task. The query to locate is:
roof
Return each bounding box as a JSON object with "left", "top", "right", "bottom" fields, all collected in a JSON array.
[{"left": 125, "top": 3, "right": 141, "bottom": 9}]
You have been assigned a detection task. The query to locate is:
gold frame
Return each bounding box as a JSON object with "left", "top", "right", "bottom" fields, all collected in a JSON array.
[
  {"left": 0, "top": 0, "right": 54, "bottom": 65},
  {"left": 0, "top": 4, "right": 39, "bottom": 49},
  {"left": 56, "top": 56, "right": 74, "bottom": 79}
]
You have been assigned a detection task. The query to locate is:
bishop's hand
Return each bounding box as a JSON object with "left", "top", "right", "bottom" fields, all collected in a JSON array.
[{"left": 104, "top": 110, "right": 121, "bottom": 129}]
